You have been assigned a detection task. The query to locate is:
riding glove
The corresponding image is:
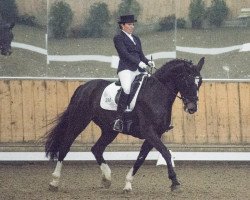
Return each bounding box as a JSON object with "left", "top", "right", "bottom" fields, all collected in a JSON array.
[
  {"left": 148, "top": 61, "right": 155, "bottom": 68},
  {"left": 139, "top": 61, "right": 148, "bottom": 69}
]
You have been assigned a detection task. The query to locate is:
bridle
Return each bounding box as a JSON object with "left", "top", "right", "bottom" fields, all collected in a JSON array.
[
  {"left": 147, "top": 63, "right": 200, "bottom": 102},
  {"left": 168, "top": 73, "right": 200, "bottom": 103}
]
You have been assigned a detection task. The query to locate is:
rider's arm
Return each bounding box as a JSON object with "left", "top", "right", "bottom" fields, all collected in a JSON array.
[
  {"left": 134, "top": 36, "right": 149, "bottom": 65},
  {"left": 113, "top": 34, "right": 140, "bottom": 65}
]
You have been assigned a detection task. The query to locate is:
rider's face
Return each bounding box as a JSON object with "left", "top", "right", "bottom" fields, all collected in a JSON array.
[{"left": 121, "top": 23, "right": 134, "bottom": 34}]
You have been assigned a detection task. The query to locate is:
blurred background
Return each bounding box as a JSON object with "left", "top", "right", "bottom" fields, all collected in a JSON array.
[{"left": 0, "top": 0, "right": 250, "bottom": 78}]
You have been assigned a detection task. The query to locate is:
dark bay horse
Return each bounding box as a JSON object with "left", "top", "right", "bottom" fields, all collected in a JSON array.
[
  {"left": 0, "top": 21, "right": 15, "bottom": 55},
  {"left": 45, "top": 57, "right": 205, "bottom": 192}
]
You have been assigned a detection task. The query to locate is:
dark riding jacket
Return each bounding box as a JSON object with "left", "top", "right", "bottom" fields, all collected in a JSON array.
[{"left": 113, "top": 31, "right": 149, "bottom": 73}]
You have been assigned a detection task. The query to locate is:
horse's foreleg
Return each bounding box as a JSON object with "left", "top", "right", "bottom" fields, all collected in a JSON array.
[
  {"left": 123, "top": 167, "right": 133, "bottom": 192},
  {"left": 123, "top": 140, "right": 153, "bottom": 192},
  {"left": 144, "top": 126, "right": 180, "bottom": 191},
  {"left": 49, "top": 161, "right": 63, "bottom": 191},
  {"left": 91, "top": 130, "right": 118, "bottom": 188}
]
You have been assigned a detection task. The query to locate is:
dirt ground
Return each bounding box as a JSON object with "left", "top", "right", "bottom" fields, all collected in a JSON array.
[{"left": 0, "top": 161, "right": 249, "bottom": 200}]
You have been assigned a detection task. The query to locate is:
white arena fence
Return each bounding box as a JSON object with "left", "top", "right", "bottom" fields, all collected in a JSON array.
[
  {"left": 0, "top": 152, "right": 249, "bottom": 163},
  {"left": 11, "top": 41, "right": 250, "bottom": 67}
]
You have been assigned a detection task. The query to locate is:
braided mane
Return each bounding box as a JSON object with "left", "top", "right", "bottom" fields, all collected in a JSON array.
[{"left": 152, "top": 58, "right": 193, "bottom": 83}]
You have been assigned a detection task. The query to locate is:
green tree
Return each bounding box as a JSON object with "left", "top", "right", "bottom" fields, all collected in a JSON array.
[
  {"left": 189, "top": 0, "right": 206, "bottom": 29},
  {"left": 207, "top": 0, "right": 229, "bottom": 27},
  {"left": 158, "top": 15, "right": 176, "bottom": 31},
  {"left": 117, "top": 0, "right": 141, "bottom": 18},
  {"left": 49, "top": 1, "right": 73, "bottom": 38},
  {"left": 0, "top": 0, "right": 18, "bottom": 23},
  {"left": 82, "top": 3, "right": 111, "bottom": 38},
  {"left": 158, "top": 15, "right": 186, "bottom": 31}
]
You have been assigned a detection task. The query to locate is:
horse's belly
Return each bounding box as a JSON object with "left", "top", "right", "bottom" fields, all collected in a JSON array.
[{"left": 127, "top": 131, "right": 144, "bottom": 139}]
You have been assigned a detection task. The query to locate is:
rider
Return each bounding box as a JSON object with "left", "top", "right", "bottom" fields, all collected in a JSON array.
[{"left": 113, "top": 14, "right": 155, "bottom": 132}]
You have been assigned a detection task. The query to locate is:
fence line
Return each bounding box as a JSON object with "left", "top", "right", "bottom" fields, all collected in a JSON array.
[
  {"left": 11, "top": 42, "right": 250, "bottom": 66},
  {"left": 1, "top": 152, "right": 250, "bottom": 161},
  {"left": 0, "top": 80, "right": 249, "bottom": 145},
  {"left": 176, "top": 45, "right": 243, "bottom": 55},
  {"left": 0, "top": 77, "right": 250, "bottom": 82},
  {"left": 11, "top": 42, "right": 47, "bottom": 55}
]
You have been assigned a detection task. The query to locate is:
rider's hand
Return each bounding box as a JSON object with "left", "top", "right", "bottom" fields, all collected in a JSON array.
[
  {"left": 148, "top": 61, "right": 155, "bottom": 68},
  {"left": 139, "top": 61, "right": 148, "bottom": 69}
]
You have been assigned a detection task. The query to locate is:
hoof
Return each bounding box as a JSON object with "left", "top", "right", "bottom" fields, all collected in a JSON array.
[
  {"left": 123, "top": 188, "right": 132, "bottom": 194},
  {"left": 101, "top": 177, "right": 111, "bottom": 189},
  {"left": 49, "top": 184, "right": 58, "bottom": 192},
  {"left": 123, "top": 181, "right": 132, "bottom": 193},
  {"left": 170, "top": 182, "right": 181, "bottom": 192}
]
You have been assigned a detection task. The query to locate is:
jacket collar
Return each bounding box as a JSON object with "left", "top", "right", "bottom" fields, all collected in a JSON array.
[{"left": 121, "top": 31, "right": 136, "bottom": 45}]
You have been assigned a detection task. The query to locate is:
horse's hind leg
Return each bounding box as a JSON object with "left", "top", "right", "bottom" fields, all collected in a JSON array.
[
  {"left": 49, "top": 161, "right": 63, "bottom": 191},
  {"left": 123, "top": 140, "right": 153, "bottom": 192},
  {"left": 49, "top": 113, "right": 93, "bottom": 191},
  {"left": 91, "top": 129, "right": 118, "bottom": 188}
]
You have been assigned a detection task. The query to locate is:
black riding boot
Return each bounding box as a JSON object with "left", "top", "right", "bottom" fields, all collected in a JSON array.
[{"left": 113, "top": 91, "right": 130, "bottom": 132}]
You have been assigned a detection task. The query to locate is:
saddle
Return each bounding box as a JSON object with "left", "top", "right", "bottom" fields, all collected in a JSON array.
[{"left": 100, "top": 74, "right": 147, "bottom": 111}]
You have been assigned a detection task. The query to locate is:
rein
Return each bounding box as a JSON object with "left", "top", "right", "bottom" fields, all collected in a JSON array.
[{"left": 146, "top": 66, "right": 184, "bottom": 100}]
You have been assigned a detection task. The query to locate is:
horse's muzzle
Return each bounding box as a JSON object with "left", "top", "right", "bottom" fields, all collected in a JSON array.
[{"left": 184, "top": 101, "right": 197, "bottom": 114}]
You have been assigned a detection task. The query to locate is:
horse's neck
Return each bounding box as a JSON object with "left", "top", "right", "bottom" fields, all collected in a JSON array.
[
  {"left": 165, "top": 80, "right": 179, "bottom": 104},
  {"left": 148, "top": 76, "right": 178, "bottom": 103}
]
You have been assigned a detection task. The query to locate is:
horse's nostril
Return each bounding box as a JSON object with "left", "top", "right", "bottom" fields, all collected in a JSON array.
[
  {"left": 185, "top": 102, "right": 197, "bottom": 114},
  {"left": 188, "top": 109, "right": 195, "bottom": 114}
]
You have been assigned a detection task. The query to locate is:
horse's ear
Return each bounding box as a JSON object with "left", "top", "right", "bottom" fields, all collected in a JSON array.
[{"left": 196, "top": 57, "right": 205, "bottom": 71}]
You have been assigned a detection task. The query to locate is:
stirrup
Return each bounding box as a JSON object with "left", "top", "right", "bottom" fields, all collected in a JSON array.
[{"left": 113, "top": 119, "right": 123, "bottom": 132}]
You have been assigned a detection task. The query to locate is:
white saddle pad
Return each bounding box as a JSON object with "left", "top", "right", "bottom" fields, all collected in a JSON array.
[{"left": 100, "top": 76, "right": 146, "bottom": 111}]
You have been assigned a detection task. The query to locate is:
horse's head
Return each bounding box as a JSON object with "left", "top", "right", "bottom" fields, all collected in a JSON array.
[
  {"left": 0, "top": 22, "right": 15, "bottom": 56},
  {"left": 176, "top": 57, "right": 204, "bottom": 114}
]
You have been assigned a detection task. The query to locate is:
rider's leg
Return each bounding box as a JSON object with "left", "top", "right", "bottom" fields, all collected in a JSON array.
[
  {"left": 113, "top": 90, "right": 130, "bottom": 131},
  {"left": 113, "top": 70, "right": 136, "bottom": 132}
]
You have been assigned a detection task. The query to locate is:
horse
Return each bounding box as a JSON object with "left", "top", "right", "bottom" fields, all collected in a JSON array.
[
  {"left": 0, "top": 21, "right": 15, "bottom": 56},
  {"left": 45, "top": 57, "right": 205, "bottom": 192}
]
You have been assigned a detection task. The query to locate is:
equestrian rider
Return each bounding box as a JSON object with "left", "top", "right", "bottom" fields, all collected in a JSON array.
[{"left": 113, "top": 14, "right": 155, "bottom": 132}]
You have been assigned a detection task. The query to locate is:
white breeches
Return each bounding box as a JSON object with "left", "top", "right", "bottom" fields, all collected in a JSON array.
[{"left": 118, "top": 69, "right": 145, "bottom": 94}]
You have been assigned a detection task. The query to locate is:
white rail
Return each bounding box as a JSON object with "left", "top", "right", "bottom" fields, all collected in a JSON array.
[
  {"left": 11, "top": 42, "right": 250, "bottom": 66},
  {"left": 0, "top": 152, "right": 249, "bottom": 162}
]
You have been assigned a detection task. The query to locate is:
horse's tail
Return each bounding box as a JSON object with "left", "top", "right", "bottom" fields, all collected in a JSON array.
[
  {"left": 44, "top": 109, "right": 69, "bottom": 160},
  {"left": 44, "top": 85, "right": 90, "bottom": 160}
]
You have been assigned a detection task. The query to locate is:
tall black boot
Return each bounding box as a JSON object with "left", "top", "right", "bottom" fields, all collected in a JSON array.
[{"left": 113, "top": 90, "right": 130, "bottom": 132}]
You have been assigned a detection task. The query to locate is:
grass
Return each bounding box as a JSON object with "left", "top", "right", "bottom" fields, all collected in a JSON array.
[
  {"left": 176, "top": 28, "right": 250, "bottom": 79},
  {"left": 13, "top": 25, "right": 46, "bottom": 48},
  {"left": 0, "top": 25, "right": 249, "bottom": 79}
]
